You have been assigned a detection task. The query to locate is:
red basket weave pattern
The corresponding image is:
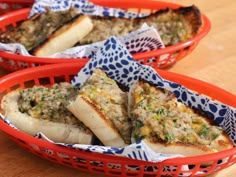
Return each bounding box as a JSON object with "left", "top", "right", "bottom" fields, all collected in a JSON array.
[
  {"left": 0, "top": 62, "right": 235, "bottom": 177},
  {"left": 0, "top": 0, "right": 211, "bottom": 71}
]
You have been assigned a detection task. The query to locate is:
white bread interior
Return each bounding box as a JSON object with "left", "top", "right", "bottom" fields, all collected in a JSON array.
[
  {"left": 34, "top": 15, "right": 93, "bottom": 57},
  {"left": 67, "top": 95, "right": 127, "bottom": 148},
  {"left": 1, "top": 90, "right": 93, "bottom": 144}
]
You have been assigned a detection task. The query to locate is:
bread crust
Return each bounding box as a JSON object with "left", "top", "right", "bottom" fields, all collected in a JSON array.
[
  {"left": 67, "top": 95, "right": 127, "bottom": 147},
  {"left": 32, "top": 15, "right": 93, "bottom": 57},
  {"left": 143, "top": 139, "right": 216, "bottom": 156},
  {"left": 1, "top": 90, "right": 93, "bottom": 144},
  {"left": 143, "top": 135, "right": 233, "bottom": 157},
  {"left": 153, "top": 5, "right": 202, "bottom": 35}
]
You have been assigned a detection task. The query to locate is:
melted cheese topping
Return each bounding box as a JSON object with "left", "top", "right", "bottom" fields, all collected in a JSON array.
[
  {"left": 18, "top": 82, "right": 88, "bottom": 130},
  {"left": 0, "top": 6, "right": 200, "bottom": 51},
  {"left": 0, "top": 8, "right": 78, "bottom": 51},
  {"left": 131, "top": 81, "right": 223, "bottom": 146},
  {"left": 79, "top": 17, "right": 134, "bottom": 45},
  {"left": 78, "top": 9, "right": 196, "bottom": 46},
  {"left": 138, "top": 12, "right": 192, "bottom": 46}
]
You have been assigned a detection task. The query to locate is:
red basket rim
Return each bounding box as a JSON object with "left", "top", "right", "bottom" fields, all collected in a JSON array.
[
  {"left": 0, "top": 0, "right": 33, "bottom": 3},
  {"left": 0, "top": 1, "right": 211, "bottom": 64},
  {"left": 0, "top": 62, "right": 235, "bottom": 167}
]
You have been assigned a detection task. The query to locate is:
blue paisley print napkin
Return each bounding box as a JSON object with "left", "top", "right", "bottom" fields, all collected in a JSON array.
[{"left": 71, "top": 36, "right": 236, "bottom": 148}]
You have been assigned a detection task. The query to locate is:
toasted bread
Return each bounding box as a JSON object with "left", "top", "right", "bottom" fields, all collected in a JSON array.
[
  {"left": 77, "top": 5, "right": 202, "bottom": 46},
  {"left": 0, "top": 5, "right": 202, "bottom": 55},
  {"left": 67, "top": 69, "right": 131, "bottom": 148},
  {"left": 1, "top": 83, "right": 94, "bottom": 144},
  {"left": 32, "top": 15, "right": 93, "bottom": 57},
  {"left": 0, "top": 8, "right": 79, "bottom": 51},
  {"left": 129, "top": 81, "right": 233, "bottom": 156},
  {"left": 137, "top": 5, "right": 202, "bottom": 46}
]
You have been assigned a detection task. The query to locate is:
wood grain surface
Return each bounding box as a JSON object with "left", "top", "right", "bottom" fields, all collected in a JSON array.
[{"left": 0, "top": 0, "right": 235, "bottom": 177}]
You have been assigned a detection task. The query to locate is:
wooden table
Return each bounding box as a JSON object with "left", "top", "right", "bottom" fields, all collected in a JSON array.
[{"left": 0, "top": 0, "right": 235, "bottom": 176}]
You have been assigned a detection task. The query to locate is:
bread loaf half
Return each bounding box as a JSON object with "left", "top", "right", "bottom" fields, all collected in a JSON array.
[
  {"left": 1, "top": 83, "right": 94, "bottom": 144},
  {"left": 129, "top": 81, "right": 233, "bottom": 156}
]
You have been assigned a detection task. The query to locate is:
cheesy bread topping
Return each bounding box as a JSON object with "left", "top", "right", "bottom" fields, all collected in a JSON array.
[
  {"left": 130, "top": 81, "right": 223, "bottom": 147},
  {"left": 0, "top": 5, "right": 202, "bottom": 54},
  {"left": 79, "top": 69, "right": 131, "bottom": 144},
  {"left": 18, "top": 82, "right": 89, "bottom": 130},
  {"left": 78, "top": 17, "right": 134, "bottom": 45},
  {"left": 138, "top": 10, "right": 193, "bottom": 46},
  {"left": 79, "top": 5, "right": 201, "bottom": 47},
  {"left": 0, "top": 8, "right": 78, "bottom": 51}
]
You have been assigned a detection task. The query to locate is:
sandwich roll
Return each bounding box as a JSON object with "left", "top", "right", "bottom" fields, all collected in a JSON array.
[
  {"left": 1, "top": 83, "right": 94, "bottom": 144},
  {"left": 0, "top": 5, "right": 202, "bottom": 55},
  {"left": 77, "top": 5, "right": 202, "bottom": 46},
  {"left": 129, "top": 81, "right": 233, "bottom": 156}
]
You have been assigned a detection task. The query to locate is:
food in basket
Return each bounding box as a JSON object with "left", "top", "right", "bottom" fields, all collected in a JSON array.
[
  {"left": 67, "top": 69, "right": 131, "bottom": 148},
  {"left": 79, "top": 5, "right": 202, "bottom": 47},
  {"left": 0, "top": 8, "right": 93, "bottom": 56},
  {"left": 0, "top": 68, "right": 233, "bottom": 154},
  {"left": 0, "top": 5, "right": 202, "bottom": 57},
  {"left": 1, "top": 82, "right": 94, "bottom": 144},
  {"left": 129, "top": 81, "right": 234, "bottom": 156}
]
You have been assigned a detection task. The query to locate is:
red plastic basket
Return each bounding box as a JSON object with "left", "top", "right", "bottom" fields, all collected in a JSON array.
[
  {"left": 0, "top": 0, "right": 211, "bottom": 71},
  {"left": 0, "top": 62, "right": 235, "bottom": 177},
  {"left": 0, "top": 0, "right": 32, "bottom": 15}
]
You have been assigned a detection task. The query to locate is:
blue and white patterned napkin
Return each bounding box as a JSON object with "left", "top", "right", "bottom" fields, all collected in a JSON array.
[
  {"left": 29, "top": 0, "right": 149, "bottom": 18},
  {"left": 71, "top": 37, "right": 236, "bottom": 148}
]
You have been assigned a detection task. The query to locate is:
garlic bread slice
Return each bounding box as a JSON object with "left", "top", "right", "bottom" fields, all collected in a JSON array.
[
  {"left": 129, "top": 81, "right": 233, "bottom": 156},
  {"left": 1, "top": 82, "right": 94, "bottom": 144},
  {"left": 67, "top": 69, "right": 131, "bottom": 148}
]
